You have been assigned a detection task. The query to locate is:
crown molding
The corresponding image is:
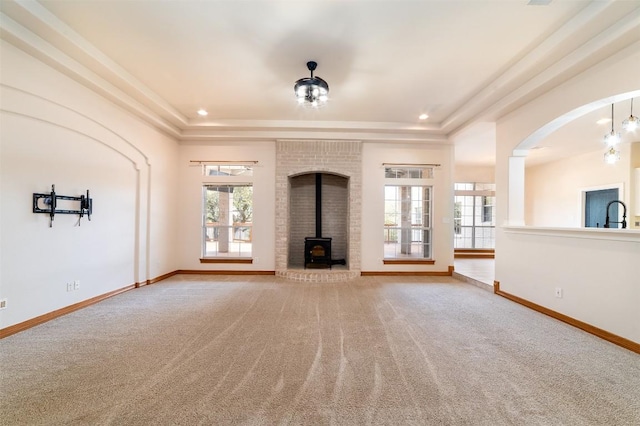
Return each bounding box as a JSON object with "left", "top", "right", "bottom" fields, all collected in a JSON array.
[
  {"left": 2, "top": 0, "right": 638, "bottom": 144},
  {"left": 443, "top": 1, "right": 640, "bottom": 136},
  {"left": 1, "top": 0, "right": 187, "bottom": 126},
  {"left": 0, "top": 10, "right": 182, "bottom": 139}
]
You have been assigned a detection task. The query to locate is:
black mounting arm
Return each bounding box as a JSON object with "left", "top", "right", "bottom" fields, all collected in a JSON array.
[{"left": 33, "top": 184, "right": 93, "bottom": 227}]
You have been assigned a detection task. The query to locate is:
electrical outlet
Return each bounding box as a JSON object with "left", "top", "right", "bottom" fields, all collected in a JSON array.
[
  {"left": 73, "top": 280, "right": 80, "bottom": 290},
  {"left": 555, "top": 287, "right": 563, "bottom": 298},
  {"left": 0, "top": 298, "right": 7, "bottom": 309},
  {"left": 66, "top": 283, "right": 73, "bottom": 292}
]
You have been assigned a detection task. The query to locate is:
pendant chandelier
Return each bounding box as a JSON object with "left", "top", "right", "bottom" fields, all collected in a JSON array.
[
  {"left": 603, "top": 104, "right": 621, "bottom": 163},
  {"left": 622, "top": 98, "right": 638, "bottom": 132},
  {"left": 603, "top": 104, "right": 621, "bottom": 146},
  {"left": 602, "top": 99, "right": 638, "bottom": 164},
  {"left": 604, "top": 146, "right": 620, "bottom": 164},
  {"left": 294, "top": 61, "right": 329, "bottom": 107}
]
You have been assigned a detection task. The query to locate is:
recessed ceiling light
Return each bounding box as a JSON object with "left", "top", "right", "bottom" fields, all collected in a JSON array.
[
  {"left": 197, "top": 109, "right": 208, "bottom": 116},
  {"left": 596, "top": 118, "right": 611, "bottom": 125},
  {"left": 418, "top": 114, "right": 428, "bottom": 120}
]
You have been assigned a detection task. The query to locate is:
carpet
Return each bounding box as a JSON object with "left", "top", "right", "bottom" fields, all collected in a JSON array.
[{"left": 1, "top": 275, "right": 638, "bottom": 425}]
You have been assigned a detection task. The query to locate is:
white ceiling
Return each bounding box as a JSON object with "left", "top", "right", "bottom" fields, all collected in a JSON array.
[
  {"left": 525, "top": 100, "right": 640, "bottom": 167},
  {"left": 1, "top": 0, "right": 639, "bottom": 166}
]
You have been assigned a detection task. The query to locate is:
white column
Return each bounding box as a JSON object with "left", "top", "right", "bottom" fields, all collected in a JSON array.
[{"left": 508, "top": 155, "right": 526, "bottom": 226}]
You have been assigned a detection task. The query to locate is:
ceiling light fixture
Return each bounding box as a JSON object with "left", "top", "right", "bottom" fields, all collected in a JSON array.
[
  {"left": 622, "top": 98, "right": 638, "bottom": 132},
  {"left": 197, "top": 109, "right": 208, "bottom": 116},
  {"left": 604, "top": 147, "right": 620, "bottom": 164},
  {"left": 418, "top": 113, "right": 429, "bottom": 120},
  {"left": 294, "top": 61, "right": 329, "bottom": 107},
  {"left": 603, "top": 104, "right": 620, "bottom": 147}
]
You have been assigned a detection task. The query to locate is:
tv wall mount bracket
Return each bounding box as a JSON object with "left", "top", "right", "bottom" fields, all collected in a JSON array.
[{"left": 32, "top": 184, "right": 93, "bottom": 227}]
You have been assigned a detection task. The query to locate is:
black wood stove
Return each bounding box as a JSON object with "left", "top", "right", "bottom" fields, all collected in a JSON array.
[{"left": 304, "top": 237, "right": 332, "bottom": 269}]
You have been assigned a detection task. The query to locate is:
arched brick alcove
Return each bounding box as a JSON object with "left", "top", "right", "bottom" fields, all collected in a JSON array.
[{"left": 275, "top": 140, "right": 362, "bottom": 278}]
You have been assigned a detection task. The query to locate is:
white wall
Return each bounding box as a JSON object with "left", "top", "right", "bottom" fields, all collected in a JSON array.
[
  {"left": 495, "top": 43, "right": 640, "bottom": 343},
  {"left": 500, "top": 228, "right": 639, "bottom": 341},
  {"left": 455, "top": 165, "right": 495, "bottom": 184},
  {"left": 361, "top": 142, "right": 454, "bottom": 272},
  {"left": 0, "top": 41, "right": 179, "bottom": 330},
  {"left": 177, "top": 142, "right": 276, "bottom": 271},
  {"left": 631, "top": 142, "right": 640, "bottom": 223},
  {"left": 177, "top": 141, "right": 454, "bottom": 273},
  {"left": 525, "top": 145, "right": 631, "bottom": 227}
]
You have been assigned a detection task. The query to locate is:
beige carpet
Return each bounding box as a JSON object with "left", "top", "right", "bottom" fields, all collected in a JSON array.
[{"left": 1, "top": 275, "right": 639, "bottom": 425}]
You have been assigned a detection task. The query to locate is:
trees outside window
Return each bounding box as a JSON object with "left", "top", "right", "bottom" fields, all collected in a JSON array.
[
  {"left": 384, "top": 184, "right": 432, "bottom": 259},
  {"left": 203, "top": 184, "right": 253, "bottom": 258}
]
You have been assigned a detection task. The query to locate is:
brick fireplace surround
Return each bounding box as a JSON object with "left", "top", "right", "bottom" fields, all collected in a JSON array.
[{"left": 275, "top": 140, "right": 362, "bottom": 282}]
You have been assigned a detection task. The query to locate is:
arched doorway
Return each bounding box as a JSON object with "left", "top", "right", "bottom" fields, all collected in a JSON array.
[{"left": 288, "top": 172, "right": 349, "bottom": 268}]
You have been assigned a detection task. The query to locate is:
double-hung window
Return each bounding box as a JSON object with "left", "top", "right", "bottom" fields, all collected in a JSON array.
[
  {"left": 383, "top": 166, "right": 434, "bottom": 260},
  {"left": 453, "top": 182, "right": 495, "bottom": 249},
  {"left": 201, "top": 164, "right": 254, "bottom": 258}
]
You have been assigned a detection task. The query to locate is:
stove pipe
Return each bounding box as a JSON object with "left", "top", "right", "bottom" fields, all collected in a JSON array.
[{"left": 315, "top": 173, "right": 322, "bottom": 237}]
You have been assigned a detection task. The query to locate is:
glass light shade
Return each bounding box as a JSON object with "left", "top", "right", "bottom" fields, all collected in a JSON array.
[
  {"left": 622, "top": 115, "right": 638, "bottom": 132},
  {"left": 294, "top": 81, "right": 329, "bottom": 107},
  {"left": 604, "top": 147, "right": 620, "bottom": 164},
  {"left": 604, "top": 130, "right": 621, "bottom": 146},
  {"left": 294, "top": 63, "right": 329, "bottom": 108}
]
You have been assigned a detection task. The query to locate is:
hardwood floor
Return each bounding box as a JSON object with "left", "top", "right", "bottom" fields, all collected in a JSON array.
[{"left": 453, "top": 258, "right": 495, "bottom": 286}]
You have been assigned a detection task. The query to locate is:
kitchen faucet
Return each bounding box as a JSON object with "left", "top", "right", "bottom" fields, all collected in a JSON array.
[{"left": 604, "top": 200, "right": 627, "bottom": 229}]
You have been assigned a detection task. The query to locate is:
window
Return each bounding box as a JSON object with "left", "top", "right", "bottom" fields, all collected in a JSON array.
[
  {"left": 385, "top": 166, "right": 434, "bottom": 179},
  {"left": 203, "top": 184, "right": 253, "bottom": 257},
  {"left": 204, "top": 164, "right": 253, "bottom": 177},
  {"left": 201, "top": 163, "right": 254, "bottom": 258},
  {"left": 482, "top": 196, "right": 493, "bottom": 223},
  {"left": 454, "top": 182, "right": 495, "bottom": 249},
  {"left": 383, "top": 166, "right": 435, "bottom": 260},
  {"left": 384, "top": 185, "right": 432, "bottom": 259}
]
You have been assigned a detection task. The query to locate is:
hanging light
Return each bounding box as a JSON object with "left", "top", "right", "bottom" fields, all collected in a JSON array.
[
  {"left": 622, "top": 98, "right": 638, "bottom": 132},
  {"left": 604, "top": 147, "right": 620, "bottom": 164},
  {"left": 294, "top": 61, "right": 329, "bottom": 107},
  {"left": 603, "top": 103, "right": 621, "bottom": 146}
]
